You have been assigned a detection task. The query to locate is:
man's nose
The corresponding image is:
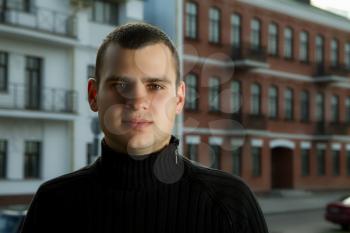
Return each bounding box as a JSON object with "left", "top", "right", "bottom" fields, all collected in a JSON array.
[{"left": 124, "top": 84, "right": 150, "bottom": 110}]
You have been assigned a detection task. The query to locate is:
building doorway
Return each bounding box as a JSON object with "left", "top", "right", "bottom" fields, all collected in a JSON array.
[{"left": 271, "top": 147, "right": 294, "bottom": 189}]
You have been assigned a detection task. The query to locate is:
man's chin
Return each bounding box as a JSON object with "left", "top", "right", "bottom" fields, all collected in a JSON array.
[{"left": 125, "top": 135, "right": 156, "bottom": 155}]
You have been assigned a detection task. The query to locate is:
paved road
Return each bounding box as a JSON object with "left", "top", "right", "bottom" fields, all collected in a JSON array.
[{"left": 265, "top": 209, "right": 348, "bottom": 233}]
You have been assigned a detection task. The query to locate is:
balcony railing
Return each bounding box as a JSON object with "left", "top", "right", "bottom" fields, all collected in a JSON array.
[
  {"left": 314, "top": 63, "right": 350, "bottom": 78},
  {"left": 314, "top": 121, "right": 349, "bottom": 135},
  {"left": 0, "top": 83, "right": 78, "bottom": 114},
  {"left": 0, "top": 4, "right": 76, "bottom": 37},
  {"left": 232, "top": 112, "right": 268, "bottom": 130},
  {"left": 231, "top": 43, "right": 268, "bottom": 63}
]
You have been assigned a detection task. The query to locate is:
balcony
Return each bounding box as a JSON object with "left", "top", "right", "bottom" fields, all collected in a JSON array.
[
  {"left": 0, "top": 83, "right": 78, "bottom": 119},
  {"left": 313, "top": 63, "right": 350, "bottom": 83},
  {"left": 232, "top": 113, "right": 268, "bottom": 130},
  {"left": 0, "top": 4, "right": 76, "bottom": 38},
  {"left": 314, "top": 122, "right": 349, "bottom": 135},
  {"left": 231, "top": 43, "right": 269, "bottom": 69}
]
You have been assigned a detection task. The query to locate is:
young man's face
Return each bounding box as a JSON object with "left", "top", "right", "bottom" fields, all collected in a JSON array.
[{"left": 88, "top": 42, "right": 185, "bottom": 155}]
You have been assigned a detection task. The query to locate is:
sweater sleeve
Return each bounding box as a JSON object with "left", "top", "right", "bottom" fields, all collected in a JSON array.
[
  {"left": 19, "top": 186, "right": 50, "bottom": 233},
  {"left": 217, "top": 177, "right": 269, "bottom": 233}
]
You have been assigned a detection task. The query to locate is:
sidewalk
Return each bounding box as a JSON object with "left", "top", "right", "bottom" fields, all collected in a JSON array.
[{"left": 256, "top": 189, "right": 350, "bottom": 215}]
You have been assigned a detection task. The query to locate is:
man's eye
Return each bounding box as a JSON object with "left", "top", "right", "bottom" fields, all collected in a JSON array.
[
  {"left": 114, "top": 83, "right": 128, "bottom": 91},
  {"left": 148, "top": 84, "right": 163, "bottom": 90}
]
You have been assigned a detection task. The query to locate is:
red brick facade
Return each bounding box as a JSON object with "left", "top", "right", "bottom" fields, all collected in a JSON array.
[{"left": 182, "top": 0, "right": 350, "bottom": 192}]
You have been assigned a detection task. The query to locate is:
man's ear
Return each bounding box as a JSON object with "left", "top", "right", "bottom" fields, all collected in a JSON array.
[
  {"left": 175, "top": 80, "right": 185, "bottom": 114},
  {"left": 88, "top": 78, "right": 99, "bottom": 112}
]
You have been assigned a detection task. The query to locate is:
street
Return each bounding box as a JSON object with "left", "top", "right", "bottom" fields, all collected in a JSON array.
[{"left": 265, "top": 209, "right": 348, "bottom": 233}]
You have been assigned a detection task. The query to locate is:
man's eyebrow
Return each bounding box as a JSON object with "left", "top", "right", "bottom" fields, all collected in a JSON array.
[
  {"left": 143, "top": 77, "right": 172, "bottom": 84},
  {"left": 105, "top": 75, "right": 172, "bottom": 84},
  {"left": 104, "top": 75, "right": 129, "bottom": 82}
]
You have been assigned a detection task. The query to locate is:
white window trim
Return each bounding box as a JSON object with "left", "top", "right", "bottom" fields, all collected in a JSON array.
[
  {"left": 186, "top": 135, "right": 200, "bottom": 144},
  {"left": 332, "top": 143, "right": 341, "bottom": 150},
  {"left": 251, "top": 139, "right": 263, "bottom": 147},
  {"left": 209, "top": 137, "right": 223, "bottom": 145},
  {"left": 300, "top": 142, "right": 311, "bottom": 149}
]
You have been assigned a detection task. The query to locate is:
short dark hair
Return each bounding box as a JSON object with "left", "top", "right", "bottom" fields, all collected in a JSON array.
[{"left": 95, "top": 22, "right": 180, "bottom": 88}]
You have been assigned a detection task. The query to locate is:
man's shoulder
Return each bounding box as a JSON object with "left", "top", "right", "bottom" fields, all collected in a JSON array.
[
  {"left": 37, "top": 159, "right": 99, "bottom": 194},
  {"left": 185, "top": 159, "right": 267, "bottom": 232},
  {"left": 186, "top": 159, "right": 252, "bottom": 197}
]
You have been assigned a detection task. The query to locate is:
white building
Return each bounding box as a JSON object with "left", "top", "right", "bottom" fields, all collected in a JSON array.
[{"left": 0, "top": 0, "right": 145, "bottom": 205}]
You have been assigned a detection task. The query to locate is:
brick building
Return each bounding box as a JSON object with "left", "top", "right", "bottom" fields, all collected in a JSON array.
[{"left": 182, "top": 0, "right": 350, "bottom": 192}]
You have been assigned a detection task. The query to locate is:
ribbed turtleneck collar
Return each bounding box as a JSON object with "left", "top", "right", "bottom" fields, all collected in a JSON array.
[{"left": 97, "top": 135, "right": 188, "bottom": 190}]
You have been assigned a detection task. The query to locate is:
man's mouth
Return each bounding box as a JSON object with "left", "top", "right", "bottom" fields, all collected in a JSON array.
[{"left": 122, "top": 120, "right": 153, "bottom": 129}]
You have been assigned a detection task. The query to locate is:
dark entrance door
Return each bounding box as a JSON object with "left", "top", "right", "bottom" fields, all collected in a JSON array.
[{"left": 271, "top": 147, "right": 294, "bottom": 189}]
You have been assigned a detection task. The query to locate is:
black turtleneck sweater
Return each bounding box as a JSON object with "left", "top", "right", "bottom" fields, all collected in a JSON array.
[{"left": 20, "top": 135, "right": 268, "bottom": 233}]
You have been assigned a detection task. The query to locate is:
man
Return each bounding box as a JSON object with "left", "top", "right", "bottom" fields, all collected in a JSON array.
[{"left": 20, "top": 23, "right": 268, "bottom": 233}]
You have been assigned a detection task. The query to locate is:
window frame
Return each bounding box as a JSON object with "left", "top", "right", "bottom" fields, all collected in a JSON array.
[
  {"left": 299, "top": 31, "right": 309, "bottom": 62},
  {"left": 185, "top": 73, "right": 199, "bottom": 111},
  {"left": 268, "top": 22, "right": 279, "bottom": 56},
  {"left": 185, "top": 1, "right": 198, "bottom": 39},
  {"left": 284, "top": 27, "right": 294, "bottom": 59},
  {"left": 24, "top": 141, "right": 41, "bottom": 179},
  {"left": 250, "top": 83, "right": 261, "bottom": 115},
  {"left": 0, "top": 51, "right": 8, "bottom": 93},
  {"left": 208, "top": 7, "right": 221, "bottom": 44},
  {"left": 208, "top": 77, "right": 220, "bottom": 112}
]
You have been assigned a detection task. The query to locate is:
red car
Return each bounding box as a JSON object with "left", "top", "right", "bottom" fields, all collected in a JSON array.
[{"left": 325, "top": 195, "right": 350, "bottom": 230}]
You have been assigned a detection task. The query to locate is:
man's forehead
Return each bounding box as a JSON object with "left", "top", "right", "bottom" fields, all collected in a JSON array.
[{"left": 101, "top": 43, "right": 176, "bottom": 81}]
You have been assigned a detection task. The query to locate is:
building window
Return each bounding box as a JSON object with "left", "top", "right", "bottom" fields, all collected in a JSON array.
[
  {"left": 87, "top": 143, "right": 93, "bottom": 165},
  {"left": 187, "top": 143, "right": 198, "bottom": 161},
  {"left": 316, "top": 93, "right": 324, "bottom": 122},
  {"left": 87, "top": 65, "right": 95, "bottom": 80},
  {"left": 0, "top": 51, "right": 8, "bottom": 92},
  {"left": 284, "top": 27, "right": 293, "bottom": 59},
  {"left": 299, "top": 31, "right": 309, "bottom": 62},
  {"left": 300, "top": 90, "right": 309, "bottom": 122},
  {"left": 301, "top": 148, "right": 310, "bottom": 176},
  {"left": 232, "top": 147, "right": 242, "bottom": 176},
  {"left": 208, "top": 7, "right": 220, "bottom": 43},
  {"left": 185, "top": 74, "right": 198, "bottom": 110},
  {"left": 4, "top": 0, "right": 32, "bottom": 12},
  {"left": 231, "top": 13, "right": 241, "bottom": 47},
  {"left": 24, "top": 141, "right": 41, "bottom": 179},
  {"left": 250, "top": 18, "right": 261, "bottom": 50},
  {"left": 331, "top": 95, "right": 339, "bottom": 122},
  {"left": 346, "top": 97, "right": 350, "bottom": 123},
  {"left": 268, "top": 23, "right": 278, "bottom": 56},
  {"left": 89, "top": 0, "right": 119, "bottom": 25},
  {"left": 231, "top": 80, "right": 241, "bottom": 113},
  {"left": 185, "top": 2, "right": 198, "bottom": 39},
  {"left": 347, "top": 150, "right": 350, "bottom": 176},
  {"left": 0, "top": 140, "right": 7, "bottom": 179},
  {"left": 315, "top": 35, "right": 324, "bottom": 64},
  {"left": 316, "top": 148, "right": 325, "bottom": 176},
  {"left": 26, "top": 56, "right": 42, "bottom": 110},
  {"left": 208, "top": 77, "right": 220, "bottom": 112},
  {"left": 210, "top": 145, "right": 221, "bottom": 169},
  {"left": 331, "top": 39, "right": 339, "bottom": 67},
  {"left": 346, "top": 43, "right": 350, "bottom": 70},
  {"left": 332, "top": 150, "right": 340, "bottom": 176},
  {"left": 284, "top": 88, "right": 293, "bottom": 120},
  {"left": 252, "top": 146, "right": 262, "bottom": 177},
  {"left": 251, "top": 83, "right": 261, "bottom": 115},
  {"left": 268, "top": 85, "right": 278, "bottom": 118}
]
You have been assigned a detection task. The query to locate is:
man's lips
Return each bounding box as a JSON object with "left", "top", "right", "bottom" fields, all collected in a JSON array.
[{"left": 122, "top": 120, "right": 153, "bottom": 128}]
